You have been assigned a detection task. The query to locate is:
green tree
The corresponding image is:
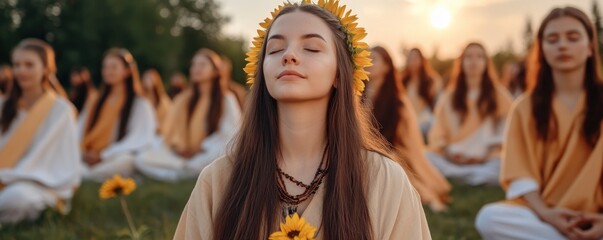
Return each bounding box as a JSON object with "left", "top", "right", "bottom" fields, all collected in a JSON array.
[
  {"left": 0, "top": 0, "right": 247, "bottom": 87},
  {"left": 523, "top": 16, "right": 533, "bottom": 53}
]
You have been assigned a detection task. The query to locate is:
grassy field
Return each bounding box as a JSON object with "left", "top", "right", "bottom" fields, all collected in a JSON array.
[{"left": 0, "top": 178, "right": 504, "bottom": 240}]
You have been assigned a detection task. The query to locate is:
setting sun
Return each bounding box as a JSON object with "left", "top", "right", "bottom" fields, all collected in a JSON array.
[{"left": 430, "top": 6, "right": 451, "bottom": 29}]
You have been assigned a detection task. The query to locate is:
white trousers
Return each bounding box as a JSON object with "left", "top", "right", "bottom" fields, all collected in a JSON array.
[
  {"left": 426, "top": 151, "right": 500, "bottom": 186},
  {"left": 476, "top": 203, "right": 574, "bottom": 240},
  {"left": 82, "top": 153, "right": 136, "bottom": 182},
  {"left": 134, "top": 145, "right": 212, "bottom": 182},
  {"left": 0, "top": 182, "right": 57, "bottom": 224}
]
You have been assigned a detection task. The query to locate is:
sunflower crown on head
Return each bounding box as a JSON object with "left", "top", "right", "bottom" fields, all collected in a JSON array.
[{"left": 243, "top": 0, "right": 372, "bottom": 96}]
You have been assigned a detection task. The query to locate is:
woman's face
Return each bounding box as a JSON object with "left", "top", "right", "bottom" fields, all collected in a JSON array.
[
  {"left": 170, "top": 75, "right": 186, "bottom": 87},
  {"left": 541, "top": 16, "right": 591, "bottom": 72},
  {"left": 190, "top": 55, "right": 216, "bottom": 84},
  {"left": 367, "top": 51, "right": 389, "bottom": 80},
  {"left": 462, "top": 45, "right": 487, "bottom": 79},
  {"left": 70, "top": 71, "right": 83, "bottom": 86},
  {"left": 142, "top": 71, "right": 155, "bottom": 90},
  {"left": 0, "top": 66, "right": 12, "bottom": 82},
  {"left": 12, "top": 49, "right": 45, "bottom": 91},
  {"left": 102, "top": 55, "right": 130, "bottom": 86},
  {"left": 263, "top": 10, "right": 338, "bottom": 102},
  {"left": 406, "top": 50, "right": 422, "bottom": 72}
]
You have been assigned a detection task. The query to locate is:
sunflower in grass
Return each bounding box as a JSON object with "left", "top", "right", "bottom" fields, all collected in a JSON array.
[
  {"left": 269, "top": 213, "right": 317, "bottom": 240},
  {"left": 99, "top": 175, "right": 136, "bottom": 199}
]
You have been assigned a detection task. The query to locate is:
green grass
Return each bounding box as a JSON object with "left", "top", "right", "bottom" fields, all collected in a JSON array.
[
  {"left": 0, "top": 178, "right": 504, "bottom": 240},
  {"left": 425, "top": 181, "right": 505, "bottom": 240}
]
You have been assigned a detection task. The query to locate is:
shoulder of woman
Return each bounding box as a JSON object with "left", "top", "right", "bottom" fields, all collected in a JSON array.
[
  {"left": 494, "top": 83, "right": 514, "bottom": 103},
  {"left": 223, "top": 91, "right": 241, "bottom": 106},
  {"left": 172, "top": 89, "right": 192, "bottom": 105},
  {"left": 54, "top": 97, "right": 75, "bottom": 111},
  {"left": 197, "top": 154, "right": 235, "bottom": 186},
  {"left": 433, "top": 88, "right": 452, "bottom": 108},
  {"left": 510, "top": 93, "right": 532, "bottom": 114},
  {"left": 223, "top": 90, "right": 237, "bottom": 100},
  {"left": 364, "top": 151, "right": 410, "bottom": 188}
]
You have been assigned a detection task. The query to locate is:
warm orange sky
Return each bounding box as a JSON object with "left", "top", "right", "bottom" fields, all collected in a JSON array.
[{"left": 218, "top": 0, "right": 601, "bottom": 65}]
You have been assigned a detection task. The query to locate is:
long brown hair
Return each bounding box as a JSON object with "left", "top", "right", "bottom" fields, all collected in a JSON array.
[
  {"left": 508, "top": 59, "right": 528, "bottom": 95},
  {"left": 528, "top": 6, "right": 603, "bottom": 146},
  {"left": 0, "top": 65, "right": 13, "bottom": 94},
  {"left": 448, "top": 42, "right": 500, "bottom": 123},
  {"left": 69, "top": 67, "right": 96, "bottom": 112},
  {"left": 142, "top": 68, "right": 168, "bottom": 108},
  {"left": 364, "top": 46, "right": 405, "bottom": 148},
  {"left": 187, "top": 48, "right": 225, "bottom": 136},
  {"left": 214, "top": 4, "right": 392, "bottom": 239},
  {"left": 86, "top": 48, "right": 142, "bottom": 140},
  {"left": 1, "top": 39, "right": 56, "bottom": 133},
  {"left": 401, "top": 48, "right": 439, "bottom": 108}
]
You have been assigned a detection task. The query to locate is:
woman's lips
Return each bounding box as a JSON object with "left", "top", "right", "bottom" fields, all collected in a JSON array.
[{"left": 277, "top": 70, "right": 306, "bottom": 79}]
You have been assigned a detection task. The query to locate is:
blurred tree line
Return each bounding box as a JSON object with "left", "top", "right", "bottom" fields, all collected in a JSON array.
[{"left": 0, "top": 0, "right": 248, "bottom": 88}]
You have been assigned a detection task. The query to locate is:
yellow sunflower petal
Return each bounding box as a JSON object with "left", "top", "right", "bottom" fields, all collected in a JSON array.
[
  {"left": 340, "top": 14, "right": 357, "bottom": 26},
  {"left": 335, "top": 5, "right": 346, "bottom": 19}
]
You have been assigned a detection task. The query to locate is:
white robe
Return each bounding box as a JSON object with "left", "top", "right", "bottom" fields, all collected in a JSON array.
[
  {"left": 0, "top": 97, "right": 80, "bottom": 224},
  {"left": 407, "top": 83, "right": 436, "bottom": 134},
  {"left": 427, "top": 91, "right": 507, "bottom": 186},
  {"left": 427, "top": 119, "right": 504, "bottom": 186},
  {"left": 134, "top": 93, "right": 241, "bottom": 181},
  {"left": 77, "top": 96, "right": 157, "bottom": 182}
]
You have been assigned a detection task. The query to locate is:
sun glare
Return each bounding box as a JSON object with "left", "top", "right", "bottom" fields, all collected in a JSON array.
[{"left": 431, "top": 6, "right": 451, "bottom": 29}]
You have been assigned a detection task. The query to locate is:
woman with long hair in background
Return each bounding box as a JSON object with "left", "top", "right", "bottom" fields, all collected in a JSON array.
[
  {"left": 401, "top": 48, "right": 442, "bottom": 135},
  {"left": 78, "top": 48, "right": 156, "bottom": 182},
  {"left": 135, "top": 48, "right": 241, "bottom": 181},
  {"left": 427, "top": 42, "right": 513, "bottom": 186},
  {"left": 0, "top": 39, "right": 80, "bottom": 224},
  {"left": 476, "top": 7, "right": 603, "bottom": 239},
  {"left": 364, "top": 46, "right": 451, "bottom": 212},
  {"left": 141, "top": 68, "right": 172, "bottom": 135},
  {"left": 69, "top": 67, "right": 98, "bottom": 115}
]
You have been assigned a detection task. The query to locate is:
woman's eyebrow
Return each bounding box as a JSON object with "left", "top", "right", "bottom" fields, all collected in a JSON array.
[{"left": 267, "top": 33, "right": 326, "bottom": 42}]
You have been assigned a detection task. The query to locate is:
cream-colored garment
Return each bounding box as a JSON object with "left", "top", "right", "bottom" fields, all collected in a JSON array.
[
  {"left": 0, "top": 91, "right": 56, "bottom": 168},
  {"left": 77, "top": 96, "right": 157, "bottom": 160},
  {"left": 135, "top": 93, "right": 242, "bottom": 181},
  {"left": 77, "top": 97, "right": 157, "bottom": 181},
  {"left": 173, "top": 151, "right": 432, "bottom": 240},
  {"left": 406, "top": 80, "right": 435, "bottom": 127},
  {"left": 501, "top": 93, "right": 603, "bottom": 212},
  {"left": 0, "top": 96, "right": 80, "bottom": 200},
  {"left": 428, "top": 85, "right": 513, "bottom": 159},
  {"left": 163, "top": 89, "right": 209, "bottom": 153}
]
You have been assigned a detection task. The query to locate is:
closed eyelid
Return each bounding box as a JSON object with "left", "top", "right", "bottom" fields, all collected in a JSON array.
[{"left": 566, "top": 31, "right": 581, "bottom": 38}]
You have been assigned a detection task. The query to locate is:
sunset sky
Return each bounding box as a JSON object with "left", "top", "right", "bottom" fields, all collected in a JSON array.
[{"left": 218, "top": 0, "right": 600, "bottom": 65}]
